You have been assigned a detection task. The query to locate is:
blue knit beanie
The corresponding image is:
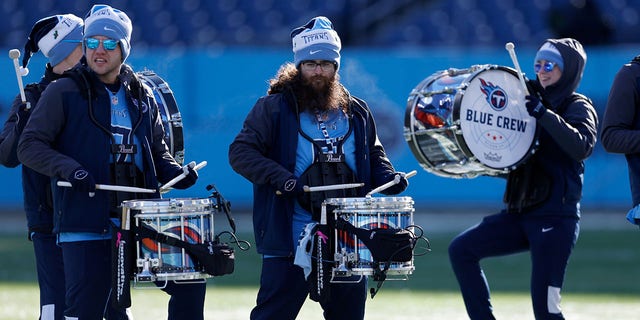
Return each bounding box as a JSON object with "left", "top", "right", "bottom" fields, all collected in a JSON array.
[
  {"left": 83, "top": 4, "right": 132, "bottom": 61},
  {"left": 534, "top": 42, "right": 564, "bottom": 71},
  {"left": 291, "top": 16, "right": 341, "bottom": 69},
  {"left": 22, "top": 14, "right": 83, "bottom": 70}
]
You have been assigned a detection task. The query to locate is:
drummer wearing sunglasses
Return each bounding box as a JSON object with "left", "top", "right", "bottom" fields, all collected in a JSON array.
[
  {"left": 18, "top": 5, "right": 203, "bottom": 319},
  {"left": 449, "top": 38, "right": 598, "bottom": 320}
]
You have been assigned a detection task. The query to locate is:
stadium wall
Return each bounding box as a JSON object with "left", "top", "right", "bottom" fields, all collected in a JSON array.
[{"left": 0, "top": 46, "right": 633, "bottom": 211}]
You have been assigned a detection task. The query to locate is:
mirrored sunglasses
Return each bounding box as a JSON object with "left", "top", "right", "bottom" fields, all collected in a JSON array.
[
  {"left": 534, "top": 61, "right": 556, "bottom": 73},
  {"left": 85, "top": 38, "right": 119, "bottom": 50}
]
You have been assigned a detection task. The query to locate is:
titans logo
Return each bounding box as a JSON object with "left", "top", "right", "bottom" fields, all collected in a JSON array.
[{"left": 479, "top": 78, "right": 507, "bottom": 111}]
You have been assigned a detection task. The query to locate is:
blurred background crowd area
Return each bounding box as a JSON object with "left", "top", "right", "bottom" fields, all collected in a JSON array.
[
  {"left": 0, "top": 0, "right": 634, "bottom": 51},
  {"left": 0, "top": 0, "right": 637, "bottom": 209}
]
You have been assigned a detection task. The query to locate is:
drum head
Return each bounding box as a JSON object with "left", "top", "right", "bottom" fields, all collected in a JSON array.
[
  {"left": 137, "top": 71, "right": 185, "bottom": 165},
  {"left": 455, "top": 66, "right": 537, "bottom": 170}
]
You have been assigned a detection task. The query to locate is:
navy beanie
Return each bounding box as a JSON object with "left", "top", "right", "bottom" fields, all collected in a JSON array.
[
  {"left": 83, "top": 4, "right": 132, "bottom": 61},
  {"left": 23, "top": 14, "right": 83, "bottom": 71},
  {"left": 291, "top": 16, "right": 341, "bottom": 69}
]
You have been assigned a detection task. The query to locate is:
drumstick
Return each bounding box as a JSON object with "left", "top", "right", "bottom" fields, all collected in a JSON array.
[
  {"left": 159, "top": 160, "right": 207, "bottom": 193},
  {"left": 8, "top": 49, "right": 31, "bottom": 110},
  {"left": 366, "top": 170, "right": 417, "bottom": 197},
  {"left": 57, "top": 181, "right": 156, "bottom": 193},
  {"left": 505, "top": 42, "right": 529, "bottom": 95},
  {"left": 303, "top": 183, "right": 364, "bottom": 193}
]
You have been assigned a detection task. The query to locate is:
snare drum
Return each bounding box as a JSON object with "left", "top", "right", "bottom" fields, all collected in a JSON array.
[
  {"left": 325, "top": 197, "right": 415, "bottom": 277},
  {"left": 404, "top": 64, "right": 538, "bottom": 178},
  {"left": 122, "top": 198, "right": 214, "bottom": 282},
  {"left": 138, "top": 71, "right": 185, "bottom": 165}
]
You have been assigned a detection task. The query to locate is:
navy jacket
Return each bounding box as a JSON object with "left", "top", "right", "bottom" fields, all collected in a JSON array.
[
  {"left": 601, "top": 56, "right": 640, "bottom": 206},
  {"left": 18, "top": 63, "right": 183, "bottom": 234},
  {"left": 0, "top": 65, "right": 57, "bottom": 234},
  {"left": 229, "top": 86, "right": 405, "bottom": 257},
  {"left": 505, "top": 38, "right": 598, "bottom": 217}
]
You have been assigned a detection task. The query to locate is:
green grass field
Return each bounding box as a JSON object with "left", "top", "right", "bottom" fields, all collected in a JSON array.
[{"left": 1, "top": 227, "right": 639, "bottom": 319}]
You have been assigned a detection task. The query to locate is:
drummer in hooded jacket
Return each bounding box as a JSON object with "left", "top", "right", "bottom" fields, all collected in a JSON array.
[
  {"left": 17, "top": 5, "right": 199, "bottom": 319},
  {"left": 229, "top": 16, "right": 409, "bottom": 320},
  {"left": 448, "top": 38, "right": 598, "bottom": 319}
]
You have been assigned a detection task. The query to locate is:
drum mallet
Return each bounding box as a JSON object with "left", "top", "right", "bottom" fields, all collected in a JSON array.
[
  {"left": 366, "top": 170, "right": 417, "bottom": 197},
  {"left": 56, "top": 181, "right": 156, "bottom": 194},
  {"left": 159, "top": 160, "right": 207, "bottom": 193},
  {"left": 505, "top": 42, "right": 529, "bottom": 95},
  {"left": 8, "top": 49, "right": 31, "bottom": 110}
]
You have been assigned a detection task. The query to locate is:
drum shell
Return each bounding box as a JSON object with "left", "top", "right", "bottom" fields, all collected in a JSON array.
[
  {"left": 122, "top": 198, "right": 215, "bottom": 282},
  {"left": 137, "top": 71, "right": 185, "bottom": 165},
  {"left": 325, "top": 197, "right": 415, "bottom": 276},
  {"left": 404, "top": 65, "right": 538, "bottom": 178}
]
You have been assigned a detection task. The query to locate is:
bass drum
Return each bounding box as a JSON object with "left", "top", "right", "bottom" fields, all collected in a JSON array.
[
  {"left": 137, "top": 70, "right": 185, "bottom": 165},
  {"left": 404, "top": 64, "right": 538, "bottom": 178}
]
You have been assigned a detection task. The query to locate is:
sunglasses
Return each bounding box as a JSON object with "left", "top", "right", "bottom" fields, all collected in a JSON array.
[
  {"left": 84, "top": 38, "right": 119, "bottom": 50},
  {"left": 534, "top": 61, "right": 556, "bottom": 73}
]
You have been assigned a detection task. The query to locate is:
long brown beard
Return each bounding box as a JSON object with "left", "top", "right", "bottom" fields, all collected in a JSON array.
[{"left": 268, "top": 63, "right": 349, "bottom": 113}]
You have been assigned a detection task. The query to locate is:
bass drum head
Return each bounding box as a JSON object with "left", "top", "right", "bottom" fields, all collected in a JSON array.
[
  {"left": 137, "top": 70, "right": 185, "bottom": 165},
  {"left": 455, "top": 65, "right": 537, "bottom": 170}
]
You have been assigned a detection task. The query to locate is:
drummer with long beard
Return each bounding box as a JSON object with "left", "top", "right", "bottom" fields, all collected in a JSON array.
[{"left": 229, "top": 16, "right": 408, "bottom": 320}]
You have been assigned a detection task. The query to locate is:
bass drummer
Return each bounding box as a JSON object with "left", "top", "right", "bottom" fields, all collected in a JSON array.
[
  {"left": 229, "top": 16, "right": 408, "bottom": 320},
  {"left": 17, "top": 5, "right": 201, "bottom": 319},
  {"left": 448, "top": 38, "right": 598, "bottom": 319}
]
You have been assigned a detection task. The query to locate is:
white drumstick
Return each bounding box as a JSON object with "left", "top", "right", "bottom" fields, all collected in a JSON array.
[
  {"left": 159, "top": 160, "right": 207, "bottom": 193},
  {"left": 303, "top": 183, "right": 364, "bottom": 193},
  {"left": 366, "top": 170, "right": 417, "bottom": 197},
  {"left": 56, "top": 181, "right": 156, "bottom": 193},
  {"left": 505, "top": 42, "right": 529, "bottom": 95},
  {"left": 9, "top": 49, "right": 31, "bottom": 110}
]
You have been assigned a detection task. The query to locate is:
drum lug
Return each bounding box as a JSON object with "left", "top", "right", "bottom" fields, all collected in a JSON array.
[
  {"left": 333, "top": 248, "right": 352, "bottom": 278},
  {"left": 136, "top": 254, "right": 158, "bottom": 282}
]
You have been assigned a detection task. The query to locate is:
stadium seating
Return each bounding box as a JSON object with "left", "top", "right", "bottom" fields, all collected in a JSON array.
[{"left": 1, "top": 0, "right": 638, "bottom": 49}]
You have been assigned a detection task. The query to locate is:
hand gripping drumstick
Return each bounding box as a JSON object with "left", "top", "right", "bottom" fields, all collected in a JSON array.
[
  {"left": 159, "top": 160, "right": 207, "bottom": 193},
  {"left": 505, "top": 42, "right": 529, "bottom": 95},
  {"left": 8, "top": 49, "right": 31, "bottom": 110},
  {"left": 366, "top": 170, "right": 417, "bottom": 197}
]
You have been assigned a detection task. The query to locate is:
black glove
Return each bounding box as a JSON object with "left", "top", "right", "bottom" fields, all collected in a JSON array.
[
  {"left": 384, "top": 172, "right": 409, "bottom": 195},
  {"left": 67, "top": 167, "right": 96, "bottom": 196},
  {"left": 279, "top": 176, "right": 304, "bottom": 197},
  {"left": 172, "top": 166, "right": 198, "bottom": 189},
  {"left": 15, "top": 103, "right": 30, "bottom": 133},
  {"left": 525, "top": 95, "right": 547, "bottom": 119}
]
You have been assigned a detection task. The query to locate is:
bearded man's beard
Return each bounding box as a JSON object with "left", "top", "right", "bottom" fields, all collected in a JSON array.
[{"left": 295, "top": 73, "right": 347, "bottom": 113}]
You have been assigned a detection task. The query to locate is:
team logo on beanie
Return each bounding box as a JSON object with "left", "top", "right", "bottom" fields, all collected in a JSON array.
[
  {"left": 291, "top": 16, "right": 341, "bottom": 68},
  {"left": 22, "top": 14, "right": 84, "bottom": 70}
]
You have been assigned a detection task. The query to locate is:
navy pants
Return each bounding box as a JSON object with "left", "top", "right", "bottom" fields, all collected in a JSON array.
[
  {"left": 250, "top": 257, "right": 367, "bottom": 320},
  {"left": 61, "top": 239, "right": 131, "bottom": 319},
  {"left": 448, "top": 212, "right": 579, "bottom": 320},
  {"left": 32, "top": 232, "right": 65, "bottom": 320},
  {"left": 158, "top": 281, "right": 207, "bottom": 320}
]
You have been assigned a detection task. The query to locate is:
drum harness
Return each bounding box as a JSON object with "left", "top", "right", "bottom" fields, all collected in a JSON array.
[{"left": 297, "top": 110, "right": 358, "bottom": 220}]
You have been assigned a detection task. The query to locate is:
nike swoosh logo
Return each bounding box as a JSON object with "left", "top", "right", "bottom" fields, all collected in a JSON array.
[
  {"left": 309, "top": 50, "right": 321, "bottom": 55},
  {"left": 104, "top": 26, "right": 116, "bottom": 32},
  {"left": 542, "top": 227, "right": 554, "bottom": 233}
]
